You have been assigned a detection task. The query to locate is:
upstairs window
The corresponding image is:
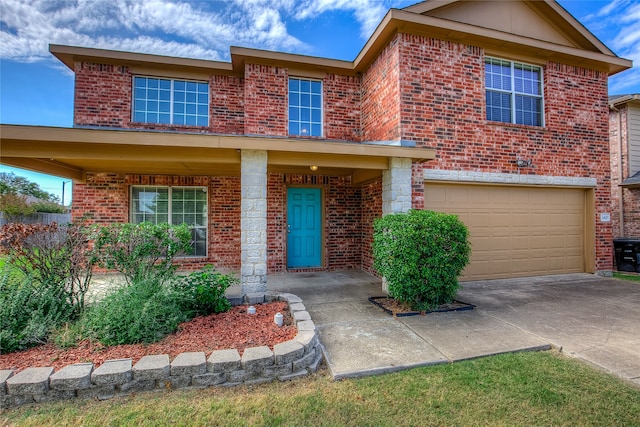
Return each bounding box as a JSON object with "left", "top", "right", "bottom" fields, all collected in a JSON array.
[
  {"left": 485, "top": 58, "right": 543, "bottom": 127},
  {"left": 131, "top": 186, "right": 208, "bottom": 257},
  {"left": 289, "top": 78, "right": 322, "bottom": 137},
  {"left": 133, "top": 77, "right": 209, "bottom": 127}
]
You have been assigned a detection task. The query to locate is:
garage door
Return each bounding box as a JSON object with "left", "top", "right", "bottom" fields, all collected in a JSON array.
[{"left": 424, "top": 183, "right": 586, "bottom": 280}]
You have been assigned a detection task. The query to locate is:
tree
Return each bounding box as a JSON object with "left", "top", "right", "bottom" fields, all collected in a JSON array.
[
  {"left": 0, "top": 172, "right": 60, "bottom": 203},
  {"left": 0, "top": 173, "right": 66, "bottom": 215}
]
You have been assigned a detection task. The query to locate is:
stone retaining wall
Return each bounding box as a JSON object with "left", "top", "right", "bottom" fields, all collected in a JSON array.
[{"left": 1, "top": 293, "right": 322, "bottom": 410}]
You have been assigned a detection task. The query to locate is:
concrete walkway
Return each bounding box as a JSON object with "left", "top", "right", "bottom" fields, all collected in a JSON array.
[{"left": 268, "top": 271, "right": 640, "bottom": 385}]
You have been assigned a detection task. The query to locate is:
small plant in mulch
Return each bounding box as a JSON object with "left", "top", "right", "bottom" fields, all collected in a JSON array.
[{"left": 373, "top": 209, "right": 471, "bottom": 313}]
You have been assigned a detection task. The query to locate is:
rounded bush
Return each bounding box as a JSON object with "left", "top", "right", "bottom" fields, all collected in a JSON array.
[{"left": 373, "top": 209, "right": 470, "bottom": 311}]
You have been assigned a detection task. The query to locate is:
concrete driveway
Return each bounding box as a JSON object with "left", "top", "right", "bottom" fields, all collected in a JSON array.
[{"left": 269, "top": 271, "right": 640, "bottom": 386}]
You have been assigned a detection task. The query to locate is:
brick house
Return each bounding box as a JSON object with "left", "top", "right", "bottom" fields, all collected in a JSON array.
[
  {"left": 609, "top": 94, "right": 640, "bottom": 271},
  {"left": 0, "top": 0, "right": 631, "bottom": 293}
]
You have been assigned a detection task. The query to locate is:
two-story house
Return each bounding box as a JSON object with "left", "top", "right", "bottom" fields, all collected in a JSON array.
[{"left": 0, "top": 0, "right": 632, "bottom": 293}]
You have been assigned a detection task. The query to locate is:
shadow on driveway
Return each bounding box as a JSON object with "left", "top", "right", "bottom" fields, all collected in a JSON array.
[{"left": 269, "top": 271, "right": 640, "bottom": 386}]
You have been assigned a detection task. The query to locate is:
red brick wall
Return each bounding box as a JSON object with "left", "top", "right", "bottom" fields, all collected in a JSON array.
[
  {"left": 72, "top": 173, "right": 241, "bottom": 271},
  {"left": 208, "top": 176, "right": 241, "bottom": 269},
  {"left": 361, "top": 34, "right": 401, "bottom": 142},
  {"left": 323, "top": 74, "right": 362, "bottom": 141},
  {"left": 397, "top": 35, "right": 484, "bottom": 153},
  {"left": 325, "top": 176, "right": 362, "bottom": 269},
  {"left": 267, "top": 173, "right": 286, "bottom": 272},
  {"left": 244, "top": 64, "right": 288, "bottom": 136},
  {"left": 74, "top": 63, "right": 132, "bottom": 128},
  {"left": 71, "top": 173, "right": 128, "bottom": 224},
  {"left": 74, "top": 61, "right": 236, "bottom": 134},
  {"left": 361, "top": 178, "right": 382, "bottom": 275},
  {"left": 211, "top": 75, "right": 244, "bottom": 134}
]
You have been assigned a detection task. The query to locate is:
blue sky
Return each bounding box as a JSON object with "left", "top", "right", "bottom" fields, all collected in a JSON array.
[{"left": 1, "top": 0, "right": 639, "bottom": 204}]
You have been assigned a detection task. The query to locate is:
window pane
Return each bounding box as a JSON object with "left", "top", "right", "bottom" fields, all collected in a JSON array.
[
  {"left": 174, "top": 81, "right": 185, "bottom": 91},
  {"left": 300, "top": 80, "right": 310, "bottom": 92},
  {"left": 289, "top": 79, "right": 299, "bottom": 91},
  {"left": 289, "top": 122, "right": 299, "bottom": 135},
  {"left": 311, "top": 81, "right": 321, "bottom": 94},
  {"left": 197, "top": 116, "right": 208, "bottom": 127},
  {"left": 289, "top": 107, "right": 299, "bottom": 121}
]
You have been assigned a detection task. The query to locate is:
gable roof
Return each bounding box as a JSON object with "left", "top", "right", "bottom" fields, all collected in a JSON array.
[
  {"left": 403, "top": 0, "right": 614, "bottom": 56},
  {"left": 51, "top": 0, "right": 631, "bottom": 79}
]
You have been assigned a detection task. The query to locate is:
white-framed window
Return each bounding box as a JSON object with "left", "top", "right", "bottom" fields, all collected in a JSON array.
[
  {"left": 133, "top": 76, "right": 209, "bottom": 127},
  {"left": 130, "top": 186, "right": 208, "bottom": 257},
  {"left": 288, "top": 77, "right": 322, "bottom": 137},
  {"left": 485, "top": 57, "right": 544, "bottom": 127}
]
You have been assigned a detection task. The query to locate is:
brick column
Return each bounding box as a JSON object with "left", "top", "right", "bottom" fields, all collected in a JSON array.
[
  {"left": 241, "top": 150, "right": 268, "bottom": 293},
  {"left": 382, "top": 157, "right": 413, "bottom": 215}
]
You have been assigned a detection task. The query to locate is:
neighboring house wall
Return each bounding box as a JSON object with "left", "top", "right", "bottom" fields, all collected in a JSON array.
[{"left": 610, "top": 102, "right": 640, "bottom": 239}]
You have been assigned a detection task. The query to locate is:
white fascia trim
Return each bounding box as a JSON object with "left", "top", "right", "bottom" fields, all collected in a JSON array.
[{"left": 424, "top": 169, "right": 597, "bottom": 187}]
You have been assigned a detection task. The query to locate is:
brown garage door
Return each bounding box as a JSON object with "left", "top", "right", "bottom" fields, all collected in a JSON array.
[{"left": 424, "top": 183, "right": 586, "bottom": 280}]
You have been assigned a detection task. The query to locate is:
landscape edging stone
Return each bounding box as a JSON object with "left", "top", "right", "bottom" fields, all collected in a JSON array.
[{"left": 0, "top": 292, "right": 323, "bottom": 410}]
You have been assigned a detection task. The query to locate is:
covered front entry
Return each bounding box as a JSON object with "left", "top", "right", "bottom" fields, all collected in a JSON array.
[
  {"left": 287, "top": 187, "right": 322, "bottom": 268},
  {"left": 425, "top": 183, "right": 588, "bottom": 280}
]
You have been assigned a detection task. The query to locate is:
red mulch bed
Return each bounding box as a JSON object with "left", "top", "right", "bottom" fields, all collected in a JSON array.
[{"left": 0, "top": 302, "right": 297, "bottom": 373}]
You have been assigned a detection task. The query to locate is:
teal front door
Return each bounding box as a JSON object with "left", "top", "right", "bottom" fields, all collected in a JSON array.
[{"left": 287, "top": 188, "right": 322, "bottom": 268}]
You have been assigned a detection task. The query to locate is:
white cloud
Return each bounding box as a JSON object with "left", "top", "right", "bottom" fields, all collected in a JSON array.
[
  {"left": 0, "top": 0, "right": 306, "bottom": 62},
  {"left": 580, "top": 0, "right": 640, "bottom": 95},
  {"left": 293, "top": 0, "right": 389, "bottom": 38}
]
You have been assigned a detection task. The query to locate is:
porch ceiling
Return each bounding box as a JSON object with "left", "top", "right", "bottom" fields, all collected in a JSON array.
[{"left": 0, "top": 124, "right": 434, "bottom": 186}]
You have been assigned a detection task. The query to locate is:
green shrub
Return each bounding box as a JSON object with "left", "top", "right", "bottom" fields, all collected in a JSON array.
[
  {"left": 174, "top": 266, "right": 235, "bottom": 315},
  {"left": 91, "top": 222, "right": 192, "bottom": 285},
  {"left": 0, "top": 222, "right": 95, "bottom": 315},
  {"left": 373, "top": 209, "right": 471, "bottom": 311},
  {"left": 80, "top": 277, "right": 190, "bottom": 345},
  {"left": 0, "top": 267, "right": 75, "bottom": 353},
  {"left": 31, "top": 200, "right": 67, "bottom": 214}
]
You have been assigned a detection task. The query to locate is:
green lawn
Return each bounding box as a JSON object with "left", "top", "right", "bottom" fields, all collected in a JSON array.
[
  {"left": 3, "top": 351, "right": 639, "bottom": 426},
  {"left": 614, "top": 272, "right": 640, "bottom": 283}
]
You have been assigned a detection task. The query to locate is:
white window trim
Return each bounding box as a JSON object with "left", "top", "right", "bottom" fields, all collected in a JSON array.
[
  {"left": 132, "top": 76, "right": 210, "bottom": 127},
  {"left": 485, "top": 57, "right": 545, "bottom": 127},
  {"left": 288, "top": 77, "right": 324, "bottom": 137},
  {"left": 130, "top": 185, "right": 208, "bottom": 258}
]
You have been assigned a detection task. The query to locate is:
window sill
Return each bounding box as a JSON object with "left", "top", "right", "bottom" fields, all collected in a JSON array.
[
  {"left": 486, "top": 121, "right": 548, "bottom": 132},
  {"left": 129, "top": 122, "right": 210, "bottom": 132}
]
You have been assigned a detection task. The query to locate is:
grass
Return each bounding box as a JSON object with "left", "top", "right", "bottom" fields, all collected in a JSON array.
[
  {"left": 3, "top": 351, "right": 639, "bottom": 426},
  {"left": 614, "top": 272, "right": 640, "bottom": 282}
]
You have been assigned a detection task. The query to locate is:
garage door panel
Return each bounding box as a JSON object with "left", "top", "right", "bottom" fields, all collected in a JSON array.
[{"left": 425, "top": 183, "right": 585, "bottom": 280}]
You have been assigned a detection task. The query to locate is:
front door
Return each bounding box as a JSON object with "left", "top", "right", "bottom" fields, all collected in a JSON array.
[{"left": 287, "top": 187, "right": 322, "bottom": 268}]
